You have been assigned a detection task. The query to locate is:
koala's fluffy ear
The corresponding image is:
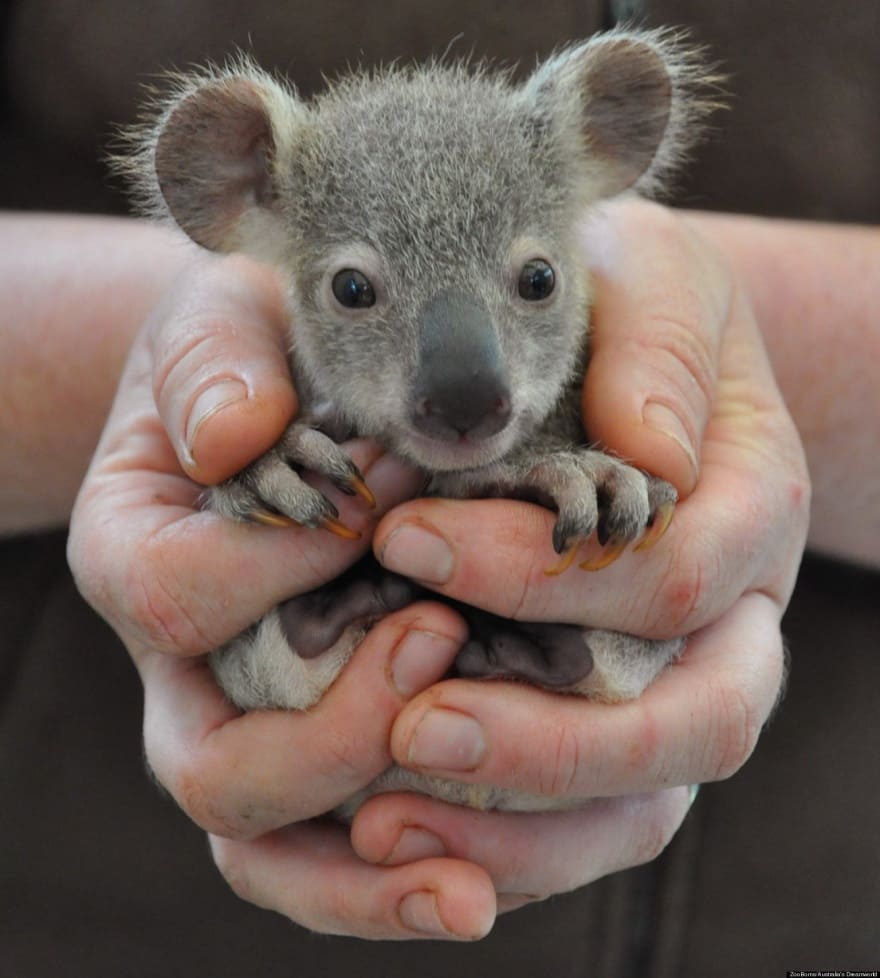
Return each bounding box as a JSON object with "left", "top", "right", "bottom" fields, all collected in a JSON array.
[
  {"left": 123, "top": 63, "right": 302, "bottom": 254},
  {"left": 523, "top": 29, "right": 714, "bottom": 199}
]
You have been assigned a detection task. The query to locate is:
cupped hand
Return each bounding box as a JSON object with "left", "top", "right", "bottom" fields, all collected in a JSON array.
[
  {"left": 68, "top": 254, "right": 504, "bottom": 940},
  {"left": 68, "top": 196, "right": 812, "bottom": 938},
  {"left": 354, "top": 199, "right": 809, "bottom": 909}
]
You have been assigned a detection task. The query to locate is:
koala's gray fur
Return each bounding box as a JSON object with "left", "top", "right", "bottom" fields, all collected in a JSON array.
[{"left": 119, "top": 28, "right": 718, "bottom": 815}]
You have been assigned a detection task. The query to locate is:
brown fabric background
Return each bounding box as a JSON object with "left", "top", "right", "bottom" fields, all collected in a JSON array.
[{"left": 1, "top": 1, "right": 878, "bottom": 974}]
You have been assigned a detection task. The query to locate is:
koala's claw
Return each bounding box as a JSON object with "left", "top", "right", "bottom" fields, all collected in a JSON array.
[
  {"left": 320, "top": 515, "right": 362, "bottom": 539},
  {"left": 207, "top": 421, "right": 374, "bottom": 538},
  {"left": 250, "top": 508, "right": 299, "bottom": 529},
  {"left": 534, "top": 458, "right": 676, "bottom": 575},
  {"left": 247, "top": 505, "right": 360, "bottom": 539},
  {"left": 544, "top": 544, "right": 581, "bottom": 576},
  {"left": 579, "top": 536, "right": 628, "bottom": 571},
  {"left": 635, "top": 498, "right": 675, "bottom": 551},
  {"left": 343, "top": 472, "right": 377, "bottom": 509}
]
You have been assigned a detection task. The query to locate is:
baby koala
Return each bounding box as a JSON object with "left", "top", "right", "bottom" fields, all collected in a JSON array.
[{"left": 122, "top": 28, "right": 713, "bottom": 813}]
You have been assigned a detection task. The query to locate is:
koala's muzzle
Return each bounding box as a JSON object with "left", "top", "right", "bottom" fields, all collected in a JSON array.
[{"left": 411, "top": 291, "right": 511, "bottom": 442}]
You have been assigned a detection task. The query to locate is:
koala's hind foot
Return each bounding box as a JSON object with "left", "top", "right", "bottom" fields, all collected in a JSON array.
[
  {"left": 209, "top": 560, "right": 417, "bottom": 710},
  {"left": 208, "top": 422, "right": 375, "bottom": 539},
  {"left": 454, "top": 606, "right": 595, "bottom": 689},
  {"left": 454, "top": 604, "right": 685, "bottom": 702}
]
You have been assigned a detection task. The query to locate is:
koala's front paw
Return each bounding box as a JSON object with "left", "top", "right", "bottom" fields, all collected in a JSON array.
[
  {"left": 525, "top": 451, "right": 676, "bottom": 573},
  {"left": 208, "top": 422, "right": 376, "bottom": 538}
]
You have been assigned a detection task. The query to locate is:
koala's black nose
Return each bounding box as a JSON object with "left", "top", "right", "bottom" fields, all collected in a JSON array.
[
  {"left": 412, "top": 291, "right": 512, "bottom": 442},
  {"left": 413, "top": 380, "right": 512, "bottom": 441}
]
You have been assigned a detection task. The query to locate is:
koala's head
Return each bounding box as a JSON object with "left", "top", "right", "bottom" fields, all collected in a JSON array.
[{"left": 128, "top": 31, "right": 707, "bottom": 471}]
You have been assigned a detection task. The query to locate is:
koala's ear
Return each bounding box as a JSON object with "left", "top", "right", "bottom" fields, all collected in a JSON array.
[
  {"left": 523, "top": 30, "right": 709, "bottom": 199},
  {"left": 141, "top": 66, "right": 303, "bottom": 253}
]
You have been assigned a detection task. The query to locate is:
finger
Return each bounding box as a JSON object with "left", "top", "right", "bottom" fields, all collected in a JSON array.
[
  {"left": 388, "top": 592, "right": 785, "bottom": 800},
  {"left": 149, "top": 253, "right": 296, "bottom": 485},
  {"left": 580, "top": 199, "right": 731, "bottom": 496},
  {"left": 210, "top": 821, "right": 496, "bottom": 940},
  {"left": 351, "top": 787, "right": 693, "bottom": 904},
  {"left": 141, "top": 601, "right": 468, "bottom": 838}
]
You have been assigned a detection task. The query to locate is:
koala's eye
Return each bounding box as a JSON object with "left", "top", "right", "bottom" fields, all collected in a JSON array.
[
  {"left": 332, "top": 269, "right": 376, "bottom": 309},
  {"left": 518, "top": 259, "right": 555, "bottom": 301}
]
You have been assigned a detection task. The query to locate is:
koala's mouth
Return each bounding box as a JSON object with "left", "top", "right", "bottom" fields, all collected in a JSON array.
[{"left": 393, "top": 420, "right": 520, "bottom": 472}]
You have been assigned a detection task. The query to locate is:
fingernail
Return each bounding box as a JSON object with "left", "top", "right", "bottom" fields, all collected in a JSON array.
[
  {"left": 391, "top": 630, "right": 461, "bottom": 698},
  {"left": 379, "top": 522, "right": 454, "bottom": 584},
  {"left": 398, "top": 891, "right": 453, "bottom": 938},
  {"left": 407, "top": 708, "right": 486, "bottom": 771},
  {"left": 688, "top": 784, "right": 701, "bottom": 808},
  {"left": 643, "top": 401, "right": 697, "bottom": 483},
  {"left": 384, "top": 827, "right": 448, "bottom": 865},
  {"left": 185, "top": 380, "right": 248, "bottom": 458}
]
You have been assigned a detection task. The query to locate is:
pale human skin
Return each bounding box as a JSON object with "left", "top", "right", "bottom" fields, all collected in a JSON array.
[{"left": 5, "top": 201, "right": 877, "bottom": 939}]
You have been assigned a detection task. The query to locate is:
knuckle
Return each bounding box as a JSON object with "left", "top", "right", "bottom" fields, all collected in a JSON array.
[
  {"left": 784, "top": 454, "right": 812, "bottom": 545},
  {"left": 707, "top": 679, "right": 763, "bottom": 781},
  {"left": 637, "top": 314, "right": 717, "bottom": 416},
  {"left": 537, "top": 722, "right": 582, "bottom": 798},
  {"left": 123, "top": 535, "right": 217, "bottom": 656},
  {"left": 630, "top": 795, "right": 683, "bottom": 867},
  {"left": 171, "top": 756, "right": 254, "bottom": 840},
  {"left": 321, "top": 728, "right": 373, "bottom": 784},
  {"left": 151, "top": 314, "right": 228, "bottom": 417},
  {"left": 646, "top": 541, "right": 713, "bottom": 635},
  {"left": 624, "top": 706, "right": 665, "bottom": 781},
  {"left": 171, "top": 759, "right": 222, "bottom": 833},
  {"left": 211, "top": 837, "right": 255, "bottom": 903},
  {"left": 318, "top": 882, "right": 361, "bottom": 926},
  {"left": 66, "top": 520, "right": 109, "bottom": 615}
]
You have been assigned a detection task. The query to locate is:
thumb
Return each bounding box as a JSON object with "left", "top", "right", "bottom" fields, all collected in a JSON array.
[
  {"left": 580, "top": 201, "right": 730, "bottom": 497},
  {"left": 149, "top": 253, "right": 296, "bottom": 485}
]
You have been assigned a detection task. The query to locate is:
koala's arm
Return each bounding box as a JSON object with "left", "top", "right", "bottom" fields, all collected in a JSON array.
[{"left": 0, "top": 214, "right": 186, "bottom": 535}]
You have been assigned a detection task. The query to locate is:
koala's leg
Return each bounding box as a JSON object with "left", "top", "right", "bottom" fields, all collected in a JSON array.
[
  {"left": 208, "top": 422, "right": 375, "bottom": 537},
  {"left": 210, "top": 559, "right": 418, "bottom": 710},
  {"left": 452, "top": 603, "right": 684, "bottom": 702}
]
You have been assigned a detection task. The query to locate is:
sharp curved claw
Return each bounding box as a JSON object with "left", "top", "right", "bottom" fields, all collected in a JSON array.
[
  {"left": 634, "top": 501, "right": 675, "bottom": 552},
  {"left": 544, "top": 544, "right": 581, "bottom": 576},
  {"left": 251, "top": 509, "right": 299, "bottom": 529},
  {"left": 348, "top": 474, "right": 377, "bottom": 509},
  {"left": 319, "top": 515, "right": 362, "bottom": 540},
  {"left": 579, "top": 537, "right": 627, "bottom": 571}
]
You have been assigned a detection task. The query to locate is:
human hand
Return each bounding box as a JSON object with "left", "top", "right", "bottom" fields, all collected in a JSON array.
[
  {"left": 69, "top": 195, "right": 811, "bottom": 938},
  {"left": 349, "top": 198, "right": 810, "bottom": 912},
  {"left": 67, "top": 254, "right": 504, "bottom": 939}
]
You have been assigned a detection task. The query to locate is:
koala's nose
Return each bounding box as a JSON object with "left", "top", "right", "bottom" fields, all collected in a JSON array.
[
  {"left": 413, "top": 377, "right": 512, "bottom": 441},
  {"left": 412, "top": 291, "right": 512, "bottom": 442}
]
